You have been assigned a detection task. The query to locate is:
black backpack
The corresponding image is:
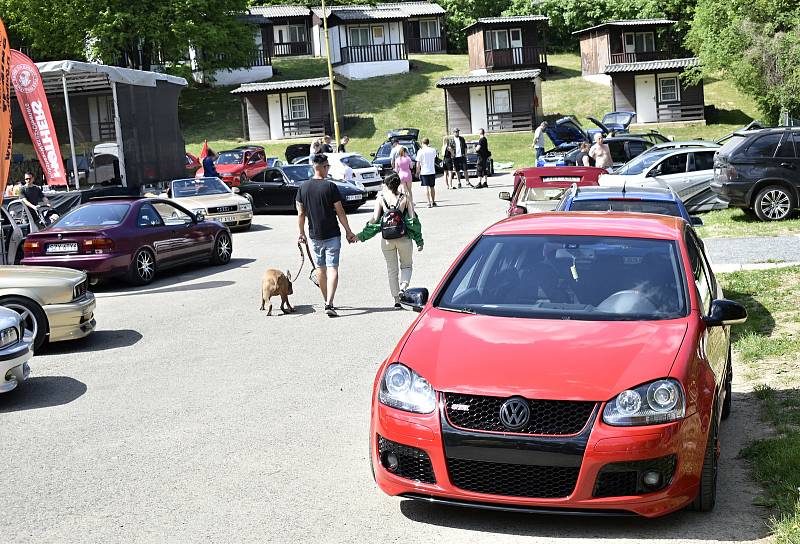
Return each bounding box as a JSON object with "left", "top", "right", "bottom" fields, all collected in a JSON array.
[{"left": 380, "top": 195, "right": 406, "bottom": 240}]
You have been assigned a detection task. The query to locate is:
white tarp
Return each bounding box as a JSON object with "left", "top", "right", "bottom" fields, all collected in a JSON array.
[{"left": 35, "top": 60, "right": 187, "bottom": 88}]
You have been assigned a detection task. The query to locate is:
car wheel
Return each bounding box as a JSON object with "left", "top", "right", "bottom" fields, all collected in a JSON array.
[
  {"left": 210, "top": 231, "right": 232, "bottom": 265},
  {"left": 128, "top": 248, "right": 156, "bottom": 285},
  {"left": 754, "top": 185, "right": 795, "bottom": 221},
  {"left": 689, "top": 416, "right": 718, "bottom": 512},
  {"left": 722, "top": 347, "right": 733, "bottom": 420},
  {"left": 0, "top": 296, "right": 48, "bottom": 351},
  {"left": 240, "top": 173, "right": 248, "bottom": 184}
]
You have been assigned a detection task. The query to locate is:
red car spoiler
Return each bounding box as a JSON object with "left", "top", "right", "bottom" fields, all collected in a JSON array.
[{"left": 513, "top": 167, "right": 607, "bottom": 189}]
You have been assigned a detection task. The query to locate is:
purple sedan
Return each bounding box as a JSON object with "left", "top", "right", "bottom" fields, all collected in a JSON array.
[{"left": 22, "top": 197, "right": 232, "bottom": 285}]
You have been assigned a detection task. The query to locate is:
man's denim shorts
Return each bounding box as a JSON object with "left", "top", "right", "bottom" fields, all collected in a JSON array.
[{"left": 310, "top": 236, "right": 341, "bottom": 268}]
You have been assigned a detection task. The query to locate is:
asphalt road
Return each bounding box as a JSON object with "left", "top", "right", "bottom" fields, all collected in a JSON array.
[{"left": 0, "top": 174, "right": 772, "bottom": 543}]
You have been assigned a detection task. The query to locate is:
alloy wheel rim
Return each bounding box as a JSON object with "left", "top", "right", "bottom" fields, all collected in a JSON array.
[
  {"left": 761, "top": 190, "right": 791, "bottom": 219},
  {"left": 218, "top": 236, "right": 231, "bottom": 261},
  {"left": 137, "top": 251, "right": 154, "bottom": 281},
  {"left": 5, "top": 303, "right": 38, "bottom": 342}
]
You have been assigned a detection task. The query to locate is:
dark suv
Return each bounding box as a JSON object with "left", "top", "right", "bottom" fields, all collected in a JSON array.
[{"left": 712, "top": 127, "right": 800, "bottom": 221}]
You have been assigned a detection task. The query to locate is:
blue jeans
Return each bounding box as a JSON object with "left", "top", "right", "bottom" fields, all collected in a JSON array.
[
  {"left": 310, "top": 236, "right": 341, "bottom": 268},
  {"left": 535, "top": 146, "right": 545, "bottom": 159}
]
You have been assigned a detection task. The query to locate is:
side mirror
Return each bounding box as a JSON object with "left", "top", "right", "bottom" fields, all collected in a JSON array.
[
  {"left": 690, "top": 216, "right": 704, "bottom": 227},
  {"left": 704, "top": 299, "right": 747, "bottom": 327},
  {"left": 498, "top": 191, "right": 511, "bottom": 201},
  {"left": 370, "top": 152, "right": 376, "bottom": 157},
  {"left": 647, "top": 167, "right": 661, "bottom": 177},
  {"left": 509, "top": 205, "right": 527, "bottom": 216},
  {"left": 194, "top": 211, "right": 205, "bottom": 223},
  {"left": 399, "top": 288, "right": 429, "bottom": 313}
]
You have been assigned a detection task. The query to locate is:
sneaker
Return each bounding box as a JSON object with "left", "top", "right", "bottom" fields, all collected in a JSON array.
[
  {"left": 458, "top": 183, "right": 462, "bottom": 189},
  {"left": 432, "top": 202, "right": 438, "bottom": 207},
  {"left": 325, "top": 304, "right": 338, "bottom": 317}
]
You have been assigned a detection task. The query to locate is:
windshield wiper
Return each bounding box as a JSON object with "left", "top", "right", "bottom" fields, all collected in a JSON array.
[{"left": 439, "top": 306, "right": 476, "bottom": 315}]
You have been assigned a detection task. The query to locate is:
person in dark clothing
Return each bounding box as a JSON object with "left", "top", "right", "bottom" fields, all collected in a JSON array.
[
  {"left": 321, "top": 135, "right": 334, "bottom": 153},
  {"left": 202, "top": 149, "right": 219, "bottom": 178},
  {"left": 475, "top": 128, "right": 490, "bottom": 189},
  {"left": 296, "top": 154, "right": 358, "bottom": 317},
  {"left": 575, "top": 141, "right": 592, "bottom": 167},
  {"left": 20, "top": 172, "right": 50, "bottom": 210},
  {"left": 337, "top": 136, "right": 349, "bottom": 153}
]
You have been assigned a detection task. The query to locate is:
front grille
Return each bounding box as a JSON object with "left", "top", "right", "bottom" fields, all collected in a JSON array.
[
  {"left": 377, "top": 436, "right": 436, "bottom": 484},
  {"left": 446, "top": 458, "right": 579, "bottom": 498},
  {"left": 593, "top": 455, "right": 677, "bottom": 498},
  {"left": 444, "top": 393, "right": 596, "bottom": 435},
  {"left": 72, "top": 279, "right": 88, "bottom": 300},
  {"left": 209, "top": 205, "right": 236, "bottom": 214}
]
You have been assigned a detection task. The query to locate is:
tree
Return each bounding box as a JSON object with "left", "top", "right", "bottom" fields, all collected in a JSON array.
[{"left": 687, "top": 0, "right": 800, "bottom": 122}]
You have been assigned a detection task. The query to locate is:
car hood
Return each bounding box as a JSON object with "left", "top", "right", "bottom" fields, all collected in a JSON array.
[
  {"left": 398, "top": 309, "right": 687, "bottom": 400},
  {"left": 169, "top": 193, "right": 247, "bottom": 209},
  {"left": 0, "top": 265, "right": 86, "bottom": 284}
]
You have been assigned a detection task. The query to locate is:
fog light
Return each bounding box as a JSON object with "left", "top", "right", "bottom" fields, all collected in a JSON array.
[
  {"left": 642, "top": 470, "right": 662, "bottom": 488},
  {"left": 381, "top": 451, "right": 399, "bottom": 472}
]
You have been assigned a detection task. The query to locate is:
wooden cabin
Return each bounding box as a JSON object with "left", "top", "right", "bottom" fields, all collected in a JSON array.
[
  {"left": 232, "top": 77, "right": 346, "bottom": 141},
  {"left": 378, "top": 2, "right": 447, "bottom": 53},
  {"left": 464, "top": 16, "right": 549, "bottom": 73},
  {"left": 249, "top": 5, "right": 313, "bottom": 57}
]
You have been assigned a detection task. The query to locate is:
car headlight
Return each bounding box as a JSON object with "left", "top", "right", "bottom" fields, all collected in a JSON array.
[
  {"left": 239, "top": 202, "right": 252, "bottom": 211},
  {"left": 0, "top": 326, "right": 19, "bottom": 349},
  {"left": 378, "top": 363, "right": 436, "bottom": 414},
  {"left": 603, "top": 379, "right": 685, "bottom": 426},
  {"left": 355, "top": 181, "right": 365, "bottom": 190}
]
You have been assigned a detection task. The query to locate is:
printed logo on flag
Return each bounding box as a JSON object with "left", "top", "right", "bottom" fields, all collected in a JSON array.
[{"left": 10, "top": 63, "right": 38, "bottom": 94}]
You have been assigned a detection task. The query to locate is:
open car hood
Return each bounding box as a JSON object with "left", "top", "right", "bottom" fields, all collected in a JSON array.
[
  {"left": 387, "top": 128, "right": 419, "bottom": 141},
  {"left": 586, "top": 116, "right": 612, "bottom": 134},
  {"left": 285, "top": 144, "right": 310, "bottom": 163},
  {"left": 545, "top": 117, "right": 588, "bottom": 147}
]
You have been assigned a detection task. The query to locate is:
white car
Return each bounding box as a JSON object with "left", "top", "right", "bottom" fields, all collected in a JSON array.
[
  {"left": 296, "top": 153, "right": 383, "bottom": 198},
  {"left": 599, "top": 147, "right": 726, "bottom": 213},
  {"left": 0, "top": 305, "right": 32, "bottom": 394}
]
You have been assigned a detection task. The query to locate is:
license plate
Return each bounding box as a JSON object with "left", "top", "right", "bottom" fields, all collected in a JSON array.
[
  {"left": 345, "top": 195, "right": 362, "bottom": 201},
  {"left": 46, "top": 243, "right": 78, "bottom": 254},
  {"left": 220, "top": 216, "right": 236, "bottom": 222},
  {"left": 362, "top": 172, "right": 374, "bottom": 179}
]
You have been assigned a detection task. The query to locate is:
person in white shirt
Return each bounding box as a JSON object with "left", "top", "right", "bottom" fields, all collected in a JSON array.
[
  {"left": 531, "top": 121, "right": 548, "bottom": 162},
  {"left": 342, "top": 162, "right": 354, "bottom": 182},
  {"left": 415, "top": 137, "right": 439, "bottom": 208}
]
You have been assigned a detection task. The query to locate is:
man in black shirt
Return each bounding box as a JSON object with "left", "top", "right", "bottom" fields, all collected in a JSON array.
[
  {"left": 297, "top": 154, "right": 357, "bottom": 317},
  {"left": 20, "top": 172, "right": 50, "bottom": 211},
  {"left": 475, "top": 128, "right": 490, "bottom": 189},
  {"left": 321, "top": 135, "right": 334, "bottom": 153},
  {"left": 337, "top": 136, "right": 349, "bottom": 153}
]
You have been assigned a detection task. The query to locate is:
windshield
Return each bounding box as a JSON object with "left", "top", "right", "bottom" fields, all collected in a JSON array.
[
  {"left": 569, "top": 199, "right": 682, "bottom": 218},
  {"left": 717, "top": 134, "right": 749, "bottom": 155},
  {"left": 436, "top": 235, "right": 687, "bottom": 321},
  {"left": 342, "top": 155, "right": 374, "bottom": 169},
  {"left": 216, "top": 151, "right": 244, "bottom": 165},
  {"left": 171, "top": 177, "right": 230, "bottom": 197},
  {"left": 55, "top": 203, "right": 130, "bottom": 227},
  {"left": 603, "top": 112, "right": 633, "bottom": 126},
  {"left": 615, "top": 150, "right": 672, "bottom": 175},
  {"left": 283, "top": 165, "right": 314, "bottom": 183}
]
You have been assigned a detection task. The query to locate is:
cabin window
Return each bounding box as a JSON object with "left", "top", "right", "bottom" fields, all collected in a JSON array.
[
  {"left": 623, "top": 32, "right": 655, "bottom": 52},
  {"left": 349, "top": 27, "right": 371, "bottom": 46},
  {"left": 487, "top": 29, "right": 509, "bottom": 50},
  {"left": 419, "top": 19, "right": 438, "bottom": 39},
  {"left": 372, "top": 26, "right": 384, "bottom": 40},
  {"left": 492, "top": 88, "right": 511, "bottom": 113},
  {"left": 287, "top": 25, "right": 306, "bottom": 43},
  {"left": 658, "top": 75, "right": 680, "bottom": 102},
  {"left": 289, "top": 95, "right": 308, "bottom": 120}
]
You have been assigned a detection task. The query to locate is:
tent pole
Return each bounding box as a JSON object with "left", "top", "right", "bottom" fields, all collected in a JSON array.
[
  {"left": 62, "top": 73, "right": 80, "bottom": 190},
  {"left": 110, "top": 81, "right": 127, "bottom": 187}
]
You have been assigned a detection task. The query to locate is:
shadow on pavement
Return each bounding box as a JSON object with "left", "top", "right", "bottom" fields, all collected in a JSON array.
[
  {"left": 39, "top": 329, "right": 143, "bottom": 354},
  {"left": 238, "top": 223, "right": 272, "bottom": 232},
  {"left": 0, "top": 376, "right": 87, "bottom": 413},
  {"left": 258, "top": 304, "right": 316, "bottom": 316}
]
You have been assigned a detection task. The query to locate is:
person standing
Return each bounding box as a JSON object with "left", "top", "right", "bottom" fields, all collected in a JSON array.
[
  {"left": 388, "top": 140, "right": 401, "bottom": 170},
  {"left": 296, "top": 154, "right": 358, "bottom": 317},
  {"left": 416, "top": 137, "right": 438, "bottom": 207},
  {"left": 589, "top": 133, "right": 613, "bottom": 171},
  {"left": 474, "top": 128, "right": 490, "bottom": 189},
  {"left": 441, "top": 137, "right": 453, "bottom": 190},
  {"left": 356, "top": 174, "right": 423, "bottom": 308},
  {"left": 338, "top": 136, "right": 349, "bottom": 153},
  {"left": 575, "top": 141, "right": 592, "bottom": 167},
  {"left": 309, "top": 138, "right": 322, "bottom": 162},
  {"left": 4, "top": 180, "right": 16, "bottom": 197},
  {"left": 532, "top": 122, "right": 548, "bottom": 162},
  {"left": 451, "top": 128, "right": 472, "bottom": 188},
  {"left": 20, "top": 172, "right": 50, "bottom": 211},
  {"left": 202, "top": 149, "right": 219, "bottom": 179},
  {"left": 394, "top": 146, "right": 414, "bottom": 201},
  {"left": 321, "top": 135, "right": 334, "bottom": 153}
]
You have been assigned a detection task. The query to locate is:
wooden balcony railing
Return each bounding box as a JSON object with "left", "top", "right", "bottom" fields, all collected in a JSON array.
[
  {"left": 657, "top": 104, "right": 705, "bottom": 123},
  {"left": 282, "top": 116, "right": 331, "bottom": 138},
  {"left": 205, "top": 49, "right": 271, "bottom": 68},
  {"left": 609, "top": 51, "right": 672, "bottom": 64},
  {"left": 338, "top": 44, "right": 407, "bottom": 65},
  {"left": 487, "top": 111, "right": 534, "bottom": 133},
  {"left": 485, "top": 46, "right": 547, "bottom": 70},
  {"left": 272, "top": 41, "right": 311, "bottom": 57},
  {"left": 408, "top": 36, "right": 445, "bottom": 54}
]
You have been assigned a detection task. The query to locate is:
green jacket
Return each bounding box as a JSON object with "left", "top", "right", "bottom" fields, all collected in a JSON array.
[{"left": 357, "top": 215, "right": 424, "bottom": 247}]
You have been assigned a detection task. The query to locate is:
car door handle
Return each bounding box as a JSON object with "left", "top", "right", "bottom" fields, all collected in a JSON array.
[{"left": 780, "top": 162, "right": 795, "bottom": 169}]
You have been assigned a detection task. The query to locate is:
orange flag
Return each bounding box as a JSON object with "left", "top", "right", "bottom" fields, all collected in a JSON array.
[
  {"left": 0, "top": 18, "right": 12, "bottom": 204},
  {"left": 199, "top": 139, "right": 209, "bottom": 160}
]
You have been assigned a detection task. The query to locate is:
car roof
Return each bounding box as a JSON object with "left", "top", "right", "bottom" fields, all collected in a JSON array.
[
  {"left": 485, "top": 211, "right": 685, "bottom": 240},
  {"left": 571, "top": 186, "right": 680, "bottom": 202},
  {"left": 733, "top": 126, "right": 798, "bottom": 137},
  {"left": 650, "top": 140, "right": 720, "bottom": 149},
  {"left": 87, "top": 196, "right": 145, "bottom": 203}
]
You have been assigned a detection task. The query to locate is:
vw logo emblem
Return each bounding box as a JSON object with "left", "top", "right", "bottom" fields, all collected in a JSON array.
[
  {"left": 499, "top": 397, "right": 530, "bottom": 431},
  {"left": 57, "top": 233, "right": 63, "bottom": 239}
]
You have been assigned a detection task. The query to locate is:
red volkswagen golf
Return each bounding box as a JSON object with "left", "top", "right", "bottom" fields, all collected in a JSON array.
[{"left": 370, "top": 212, "right": 746, "bottom": 517}]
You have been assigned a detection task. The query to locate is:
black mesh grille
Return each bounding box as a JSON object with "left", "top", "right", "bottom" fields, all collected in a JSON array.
[
  {"left": 73, "top": 279, "right": 88, "bottom": 300},
  {"left": 446, "top": 458, "right": 579, "bottom": 498},
  {"left": 593, "top": 455, "right": 677, "bottom": 498},
  {"left": 209, "top": 205, "right": 237, "bottom": 214},
  {"left": 444, "top": 393, "right": 596, "bottom": 435},
  {"left": 377, "top": 436, "right": 436, "bottom": 484}
]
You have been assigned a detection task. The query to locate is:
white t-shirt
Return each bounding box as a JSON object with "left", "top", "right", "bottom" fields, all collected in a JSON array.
[
  {"left": 417, "top": 146, "right": 437, "bottom": 175},
  {"left": 343, "top": 164, "right": 354, "bottom": 181},
  {"left": 454, "top": 138, "right": 463, "bottom": 158}
]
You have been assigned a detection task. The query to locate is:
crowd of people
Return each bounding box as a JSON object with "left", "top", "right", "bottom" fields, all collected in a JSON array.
[{"left": 531, "top": 121, "right": 615, "bottom": 171}]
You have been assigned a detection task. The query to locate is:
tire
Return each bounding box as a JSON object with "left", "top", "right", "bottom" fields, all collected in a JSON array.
[
  {"left": 753, "top": 185, "right": 795, "bottom": 221},
  {"left": 0, "top": 296, "right": 48, "bottom": 351},
  {"left": 240, "top": 173, "right": 248, "bottom": 184},
  {"left": 742, "top": 207, "right": 757, "bottom": 217},
  {"left": 689, "top": 417, "right": 718, "bottom": 512},
  {"left": 722, "top": 348, "right": 733, "bottom": 420},
  {"left": 127, "top": 248, "right": 156, "bottom": 285},
  {"left": 210, "top": 231, "right": 232, "bottom": 265}
]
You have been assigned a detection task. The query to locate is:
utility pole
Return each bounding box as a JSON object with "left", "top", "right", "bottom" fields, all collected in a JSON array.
[{"left": 321, "top": 0, "right": 341, "bottom": 145}]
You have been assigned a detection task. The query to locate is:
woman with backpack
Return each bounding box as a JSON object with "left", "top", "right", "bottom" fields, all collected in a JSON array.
[{"left": 356, "top": 174, "right": 423, "bottom": 308}]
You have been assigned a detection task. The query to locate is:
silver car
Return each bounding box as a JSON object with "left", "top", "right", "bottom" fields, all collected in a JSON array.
[
  {"left": 0, "top": 206, "right": 25, "bottom": 265},
  {"left": 0, "top": 305, "right": 33, "bottom": 393}
]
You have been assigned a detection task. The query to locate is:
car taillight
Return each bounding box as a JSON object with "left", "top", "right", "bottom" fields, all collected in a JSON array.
[
  {"left": 23, "top": 240, "right": 42, "bottom": 256},
  {"left": 82, "top": 238, "right": 114, "bottom": 254},
  {"left": 726, "top": 165, "right": 738, "bottom": 181}
]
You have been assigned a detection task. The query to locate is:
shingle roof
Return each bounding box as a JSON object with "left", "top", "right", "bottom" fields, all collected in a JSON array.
[
  {"left": 312, "top": 6, "right": 409, "bottom": 20},
  {"left": 603, "top": 57, "right": 699, "bottom": 73},
  {"left": 249, "top": 5, "right": 311, "bottom": 18},
  {"left": 377, "top": 2, "right": 446, "bottom": 16},
  {"left": 231, "top": 77, "right": 346, "bottom": 94},
  {"left": 436, "top": 69, "right": 542, "bottom": 87},
  {"left": 573, "top": 19, "right": 676, "bottom": 35},
  {"left": 463, "top": 15, "right": 549, "bottom": 32}
]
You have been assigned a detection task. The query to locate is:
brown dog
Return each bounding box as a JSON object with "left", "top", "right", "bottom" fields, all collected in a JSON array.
[{"left": 260, "top": 269, "right": 295, "bottom": 315}]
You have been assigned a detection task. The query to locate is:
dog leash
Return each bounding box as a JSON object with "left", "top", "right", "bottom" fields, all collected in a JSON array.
[{"left": 299, "top": 239, "right": 320, "bottom": 287}]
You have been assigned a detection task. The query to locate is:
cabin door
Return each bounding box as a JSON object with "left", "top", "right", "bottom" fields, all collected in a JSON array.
[
  {"left": 510, "top": 28, "right": 523, "bottom": 64},
  {"left": 634, "top": 74, "right": 657, "bottom": 123},
  {"left": 469, "top": 87, "right": 488, "bottom": 134}
]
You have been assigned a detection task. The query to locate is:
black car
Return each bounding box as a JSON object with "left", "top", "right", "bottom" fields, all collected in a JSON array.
[
  {"left": 712, "top": 127, "right": 800, "bottom": 221},
  {"left": 237, "top": 165, "right": 367, "bottom": 213},
  {"left": 540, "top": 135, "right": 653, "bottom": 169},
  {"left": 465, "top": 140, "right": 494, "bottom": 176},
  {"left": 371, "top": 128, "right": 421, "bottom": 178}
]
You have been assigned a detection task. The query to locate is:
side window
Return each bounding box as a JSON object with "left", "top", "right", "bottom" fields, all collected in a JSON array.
[
  {"left": 659, "top": 154, "right": 688, "bottom": 175},
  {"left": 137, "top": 203, "right": 164, "bottom": 227},
  {"left": 152, "top": 202, "right": 191, "bottom": 226},
  {"left": 608, "top": 141, "right": 625, "bottom": 162},
  {"left": 690, "top": 151, "right": 715, "bottom": 172},
  {"left": 745, "top": 133, "right": 781, "bottom": 158},
  {"left": 265, "top": 169, "right": 283, "bottom": 183},
  {"left": 7, "top": 201, "right": 29, "bottom": 226},
  {"left": 775, "top": 132, "right": 797, "bottom": 158},
  {"left": 627, "top": 141, "right": 647, "bottom": 157},
  {"left": 685, "top": 232, "right": 713, "bottom": 313},
  {"left": 251, "top": 170, "right": 265, "bottom": 183}
]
